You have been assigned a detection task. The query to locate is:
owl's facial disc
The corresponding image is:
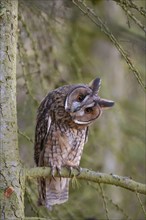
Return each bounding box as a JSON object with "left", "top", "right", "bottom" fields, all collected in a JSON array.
[
  {"left": 71, "top": 102, "right": 102, "bottom": 125},
  {"left": 65, "top": 86, "right": 92, "bottom": 113},
  {"left": 64, "top": 79, "right": 114, "bottom": 125},
  {"left": 68, "top": 96, "right": 114, "bottom": 125}
]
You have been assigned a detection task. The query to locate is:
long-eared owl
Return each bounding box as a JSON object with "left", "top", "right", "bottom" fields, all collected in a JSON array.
[{"left": 34, "top": 78, "right": 114, "bottom": 210}]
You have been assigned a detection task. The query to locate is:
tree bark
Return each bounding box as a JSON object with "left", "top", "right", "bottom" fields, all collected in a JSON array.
[{"left": 0, "top": 0, "right": 24, "bottom": 219}]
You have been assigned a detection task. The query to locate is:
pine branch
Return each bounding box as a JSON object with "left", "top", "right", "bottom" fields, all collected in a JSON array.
[
  {"left": 113, "top": 0, "right": 146, "bottom": 18},
  {"left": 116, "top": 0, "right": 146, "bottom": 33},
  {"left": 72, "top": 0, "right": 146, "bottom": 91},
  {"left": 26, "top": 167, "right": 146, "bottom": 195},
  {"left": 18, "top": 129, "right": 34, "bottom": 143}
]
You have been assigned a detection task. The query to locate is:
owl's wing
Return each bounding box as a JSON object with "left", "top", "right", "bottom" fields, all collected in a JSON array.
[
  {"left": 34, "top": 95, "right": 52, "bottom": 166},
  {"left": 85, "top": 127, "right": 89, "bottom": 144}
]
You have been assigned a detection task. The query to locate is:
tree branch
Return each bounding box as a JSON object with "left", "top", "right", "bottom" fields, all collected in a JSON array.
[
  {"left": 116, "top": 0, "right": 146, "bottom": 33},
  {"left": 72, "top": 0, "right": 145, "bottom": 91},
  {"left": 26, "top": 167, "right": 146, "bottom": 195},
  {"left": 113, "top": 0, "right": 146, "bottom": 18}
]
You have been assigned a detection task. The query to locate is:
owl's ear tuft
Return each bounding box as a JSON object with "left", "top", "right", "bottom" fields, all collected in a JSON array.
[
  {"left": 89, "top": 77, "right": 101, "bottom": 94},
  {"left": 98, "top": 98, "right": 114, "bottom": 109}
]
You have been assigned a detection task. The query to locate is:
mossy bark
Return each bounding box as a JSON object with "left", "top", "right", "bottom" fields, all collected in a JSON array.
[{"left": 0, "top": 0, "right": 24, "bottom": 219}]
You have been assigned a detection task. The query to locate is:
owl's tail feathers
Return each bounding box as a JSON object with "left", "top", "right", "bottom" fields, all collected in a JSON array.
[{"left": 45, "top": 177, "right": 70, "bottom": 210}]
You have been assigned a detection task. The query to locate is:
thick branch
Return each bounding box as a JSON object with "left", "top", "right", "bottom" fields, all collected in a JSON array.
[{"left": 26, "top": 167, "right": 146, "bottom": 195}]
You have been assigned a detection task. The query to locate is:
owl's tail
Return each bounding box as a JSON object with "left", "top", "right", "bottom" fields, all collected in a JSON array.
[{"left": 42, "top": 177, "right": 70, "bottom": 210}]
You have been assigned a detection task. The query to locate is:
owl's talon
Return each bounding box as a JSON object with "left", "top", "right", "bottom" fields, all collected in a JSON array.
[
  {"left": 76, "top": 166, "right": 81, "bottom": 176},
  {"left": 50, "top": 166, "right": 56, "bottom": 180},
  {"left": 70, "top": 166, "right": 81, "bottom": 176},
  {"left": 56, "top": 167, "right": 62, "bottom": 180},
  {"left": 64, "top": 165, "right": 81, "bottom": 176},
  {"left": 64, "top": 165, "right": 73, "bottom": 177},
  {"left": 52, "top": 176, "right": 56, "bottom": 181},
  {"left": 69, "top": 167, "right": 73, "bottom": 177}
]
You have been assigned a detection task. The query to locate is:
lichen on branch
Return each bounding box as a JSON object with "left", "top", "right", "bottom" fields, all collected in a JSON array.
[{"left": 26, "top": 167, "right": 146, "bottom": 195}]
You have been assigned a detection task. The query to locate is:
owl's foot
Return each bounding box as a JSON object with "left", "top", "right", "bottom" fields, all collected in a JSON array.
[
  {"left": 74, "top": 166, "right": 81, "bottom": 176},
  {"left": 56, "top": 166, "right": 62, "bottom": 181},
  {"left": 64, "top": 165, "right": 72, "bottom": 177},
  {"left": 64, "top": 165, "right": 81, "bottom": 177},
  {"left": 50, "top": 165, "right": 62, "bottom": 180},
  {"left": 50, "top": 164, "right": 81, "bottom": 179}
]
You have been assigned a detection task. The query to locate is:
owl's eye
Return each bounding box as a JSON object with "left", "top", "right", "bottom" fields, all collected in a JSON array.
[
  {"left": 77, "top": 94, "right": 85, "bottom": 102},
  {"left": 85, "top": 107, "right": 93, "bottom": 113}
]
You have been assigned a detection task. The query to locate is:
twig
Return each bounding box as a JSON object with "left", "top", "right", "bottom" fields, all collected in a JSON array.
[
  {"left": 88, "top": 182, "right": 132, "bottom": 220},
  {"left": 136, "top": 191, "right": 146, "bottom": 217},
  {"left": 98, "top": 183, "right": 109, "bottom": 220},
  {"left": 117, "top": 1, "right": 146, "bottom": 33},
  {"left": 113, "top": 0, "right": 146, "bottom": 18},
  {"left": 17, "top": 43, "right": 39, "bottom": 106},
  {"left": 24, "top": 218, "right": 47, "bottom": 220},
  {"left": 18, "top": 13, "right": 46, "bottom": 91},
  {"left": 18, "top": 129, "right": 34, "bottom": 144},
  {"left": 72, "top": 0, "right": 145, "bottom": 91}
]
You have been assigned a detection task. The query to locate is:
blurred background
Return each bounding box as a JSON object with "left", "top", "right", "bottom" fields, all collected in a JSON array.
[{"left": 17, "top": 0, "right": 145, "bottom": 219}]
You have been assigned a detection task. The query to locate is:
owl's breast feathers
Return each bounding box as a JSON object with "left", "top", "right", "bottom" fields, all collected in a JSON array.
[{"left": 43, "top": 124, "right": 87, "bottom": 169}]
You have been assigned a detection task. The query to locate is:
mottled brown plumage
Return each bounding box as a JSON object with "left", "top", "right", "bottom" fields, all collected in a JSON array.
[{"left": 34, "top": 78, "right": 114, "bottom": 210}]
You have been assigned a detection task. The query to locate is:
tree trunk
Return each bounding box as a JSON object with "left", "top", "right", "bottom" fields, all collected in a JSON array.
[{"left": 0, "top": 0, "right": 24, "bottom": 219}]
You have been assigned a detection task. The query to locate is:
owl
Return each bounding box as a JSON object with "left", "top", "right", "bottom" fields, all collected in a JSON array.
[{"left": 34, "top": 77, "right": 114, "bottom": 210}]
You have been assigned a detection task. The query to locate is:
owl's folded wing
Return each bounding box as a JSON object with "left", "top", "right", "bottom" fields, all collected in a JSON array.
[{"left": 34, "top": 94, "right": 52, "bottom": 166}]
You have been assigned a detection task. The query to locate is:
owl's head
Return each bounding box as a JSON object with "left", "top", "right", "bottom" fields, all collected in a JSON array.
[{"left": 65, "top": 78, "right": 114, "bottom": 125}]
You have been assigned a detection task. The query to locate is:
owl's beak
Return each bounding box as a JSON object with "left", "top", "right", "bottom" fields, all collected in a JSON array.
[
  {"left": 65, "top": 102, "right": 82, "bottom": 113},
  {"left": 97, "top": 98, "right": 114, "bottom": 109}
]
